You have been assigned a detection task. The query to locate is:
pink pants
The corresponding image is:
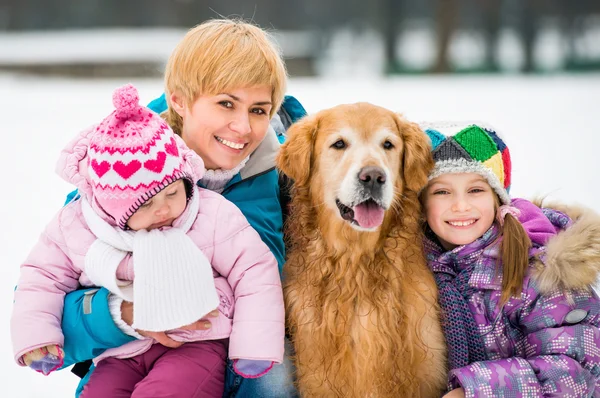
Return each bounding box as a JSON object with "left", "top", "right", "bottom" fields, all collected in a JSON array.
[{"left": 81, "top": 340, "right": 227, "bottom": 398}]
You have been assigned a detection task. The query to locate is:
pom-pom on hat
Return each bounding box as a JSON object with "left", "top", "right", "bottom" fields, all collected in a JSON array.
[
  {"left": 420, "top": 121, "right": 512, "bottom": 205},
  {"left": 88, "top": 84, "right": 195, "bottom": 229}
]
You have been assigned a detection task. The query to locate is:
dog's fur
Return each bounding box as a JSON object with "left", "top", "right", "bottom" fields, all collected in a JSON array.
[{"left": 277, "top": 103, "right": 447, "bottom": 397}]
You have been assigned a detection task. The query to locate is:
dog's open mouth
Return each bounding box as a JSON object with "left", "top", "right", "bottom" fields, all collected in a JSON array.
[{"left": 336, "top": 199, "right": 385, "bottom": 229}]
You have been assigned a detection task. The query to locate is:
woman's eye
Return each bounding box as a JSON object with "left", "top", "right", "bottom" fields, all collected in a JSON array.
[
  {"left": 251, "top": 108, "right": 266, "bottom": 115},
  {"left": 219, "top": 101, "right": 233, "bottom": 109},
  {"left": 383, "top": 140, "right": 394, "bottom": 150},
  {"left": 331, "top": 140, "right": 346, "bottom": 150}
]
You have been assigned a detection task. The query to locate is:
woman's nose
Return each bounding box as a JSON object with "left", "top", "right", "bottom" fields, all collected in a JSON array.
[{"left": 229, "top": 112, "right": 251, "bottom": 135}]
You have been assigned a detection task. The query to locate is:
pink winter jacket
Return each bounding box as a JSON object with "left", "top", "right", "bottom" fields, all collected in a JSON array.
[{"left": 10, "top": 126, "right": 285, "bottom": 365}]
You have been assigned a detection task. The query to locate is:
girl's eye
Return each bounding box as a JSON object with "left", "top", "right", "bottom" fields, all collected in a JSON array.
[
  {"left": 167, "top": 190, "right": 178, "bottom": 197},
  {"left": 219, "top": 101, "right": 233, "bottom": 109},
  {"left": 469, "top": 188, "right": 484, "bottom": 194},
  {"left": 251, "top": 108, "right": 267, "bottom": 115},
  {"left": 140, "top": 200, "right": 152, "bottom": 209},
  {"left": 331, "top": 139, "right": 346, "bottom": 150},
  {"left": 432, "top": 190, "right": 449, "bottom": 195},
  {"left": 383, "top": 140, "right": 394, "bottom": 150}
]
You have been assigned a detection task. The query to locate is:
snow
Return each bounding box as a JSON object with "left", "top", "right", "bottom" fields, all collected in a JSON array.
[
  {"left": 0, "top": 29, "right": 185, "bottom": 65},
  {"left": 0, "top": 29, "right": 317, "bottom": 66},
  {"left": 0, "top": 72, "right": 599, "bottom": 397}
]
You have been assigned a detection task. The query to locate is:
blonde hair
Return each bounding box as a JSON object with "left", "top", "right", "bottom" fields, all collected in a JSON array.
[
  {"left": 498, "top": 209, "right": 531, "bottom": 305},
  {"left": 480, "top": 194, "right": 532, "bottom": 306},
  {"left": 162, "top": 19, "right": 287, "bottom": 135}
]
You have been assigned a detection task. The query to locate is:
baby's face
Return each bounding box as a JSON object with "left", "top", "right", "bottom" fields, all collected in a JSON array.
[{"left": 127, "top": 180, "right": 188, "bottom": 231}]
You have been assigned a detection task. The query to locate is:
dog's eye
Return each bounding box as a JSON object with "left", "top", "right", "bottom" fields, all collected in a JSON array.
[
  {"left": 383, "top": 140, "right": 394, "bottom": 150},
  {"left": 331, "top": 140, "right": 346, "bottom": 150}
]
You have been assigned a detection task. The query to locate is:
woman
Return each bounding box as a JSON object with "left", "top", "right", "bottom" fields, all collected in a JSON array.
[{"left": 60, "top": 19, "right": 305, "bottom": 398}]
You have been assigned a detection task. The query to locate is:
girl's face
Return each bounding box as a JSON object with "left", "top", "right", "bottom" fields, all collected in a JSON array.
[
  {"left": 423, "top": 173, "right": 496, "bottom": 251},
  {"left": 171, "top": 85, "right": 273, "bottom": 170},
  {"left": 127, "top": 180, "right": 188, "bottom": 231}
]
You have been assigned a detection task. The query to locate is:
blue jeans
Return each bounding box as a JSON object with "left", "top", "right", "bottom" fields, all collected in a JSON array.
[{"left": 223, "top": 337, "right": 298, "bottom": 397}]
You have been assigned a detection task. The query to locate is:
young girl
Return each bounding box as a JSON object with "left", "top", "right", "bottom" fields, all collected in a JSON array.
[
  {"left": 420, "top": 122, "right": 600, "bottom": 397},
  {"left": 11, "top": 84, "right": 284, "bottom": 397}
]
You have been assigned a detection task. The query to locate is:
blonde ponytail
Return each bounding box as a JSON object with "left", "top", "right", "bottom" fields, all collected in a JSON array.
[{"left": 499, "top": 213, "right": 532, "bottom": 305}]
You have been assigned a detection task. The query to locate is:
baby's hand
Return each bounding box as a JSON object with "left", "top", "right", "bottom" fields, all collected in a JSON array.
[
  {"left": 233, "top": 359, "right": 274, "bottom": 379},
  {"left": 22, "top": 345, "right": 64, "bottom": 375}
]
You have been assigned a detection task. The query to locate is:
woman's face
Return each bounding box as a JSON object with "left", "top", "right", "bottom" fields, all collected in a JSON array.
[{"left": 172, "top": 85, "right": 273, "bottom": 170}]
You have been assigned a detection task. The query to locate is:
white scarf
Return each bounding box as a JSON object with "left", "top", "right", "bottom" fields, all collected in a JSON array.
[{"left": 81, "top": 187, "right": 219, "bottom": 332}]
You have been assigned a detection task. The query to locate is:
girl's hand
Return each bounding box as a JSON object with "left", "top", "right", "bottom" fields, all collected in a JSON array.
[
  {"left": 443, "top": 388, "right": 465, "bottom": 398},
  {"left": 22, "top": 345, "right": 64, "bottom": 375},
  {"left": 121, "top": 301, "right": 219, "bottom": 348}
]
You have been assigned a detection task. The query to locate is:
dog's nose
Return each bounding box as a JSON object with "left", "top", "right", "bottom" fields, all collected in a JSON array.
[{"left": 358, "top": 166, "right": 386, "bottom": 189}]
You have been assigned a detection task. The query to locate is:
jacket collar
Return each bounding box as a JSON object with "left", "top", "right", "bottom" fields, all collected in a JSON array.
[{"left": 240, "top": 125, "right": 280, "bottom": 181}]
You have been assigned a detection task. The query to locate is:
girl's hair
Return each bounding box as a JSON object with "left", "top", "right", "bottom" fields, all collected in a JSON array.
[
  {"left": 162, "top": 19, "right": 288, "bottom": 135},
  {"left": 499, "top": 208, "right": 532, "bottom": 305}
]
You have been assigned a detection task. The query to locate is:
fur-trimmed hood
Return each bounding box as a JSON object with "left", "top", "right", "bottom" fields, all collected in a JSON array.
[{"left": 532, "top": 202, "right": 600, "bottom": 294}]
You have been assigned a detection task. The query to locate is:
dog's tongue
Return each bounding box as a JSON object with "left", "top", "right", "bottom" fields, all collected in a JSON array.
[{"left": 353, "top": 201, "right": 384, "bottom": 229}]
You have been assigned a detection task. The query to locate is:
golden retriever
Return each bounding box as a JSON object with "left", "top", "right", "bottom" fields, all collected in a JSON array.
[{"left": 277, "top": 103, "right": 447, "bottom": 397}]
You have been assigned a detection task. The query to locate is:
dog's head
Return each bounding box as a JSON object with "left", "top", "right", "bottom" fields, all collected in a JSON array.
[{"left": 277, "top": 103, "right": 432, "bottom": 232}]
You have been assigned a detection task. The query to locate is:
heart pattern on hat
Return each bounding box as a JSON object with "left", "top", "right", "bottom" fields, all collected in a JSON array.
[
  {"left": 90, "top": 159, "right": 111, "bottom": 178},
  {"left": 165, "top": 137, "right": 179, "bottom": 157},
  {"left": 113, "top": 160, "right": 142, "bottom": 179},
  {"left": 144, "top": 151, "right": 166, "bottom": 173},
  {"left": 88, "top": 84, "right": 198, "bottom": 229}
]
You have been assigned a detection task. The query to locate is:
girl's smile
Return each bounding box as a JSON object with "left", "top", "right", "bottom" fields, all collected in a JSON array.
[{"left": 423, "top": 173, "right": 497, "bottom": 251}]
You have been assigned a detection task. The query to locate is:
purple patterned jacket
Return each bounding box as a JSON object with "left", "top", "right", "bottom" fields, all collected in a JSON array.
[{"left": 425, "top": 199, "right": 600, "bottom": 397}]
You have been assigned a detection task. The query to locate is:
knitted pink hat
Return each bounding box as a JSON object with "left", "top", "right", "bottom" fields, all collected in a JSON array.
[{"left": 88, "top": 84, "right": 196, "bottom": 229}]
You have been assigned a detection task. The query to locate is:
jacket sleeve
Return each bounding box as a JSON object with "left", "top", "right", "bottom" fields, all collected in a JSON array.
[
  {"left": 449, "top": 284, "right": 600, "bottom": 396},
  {"left": 11, "top": 211, "right": 82, "bottom": 365},
  {"left": 61, "top": 287, "right": 135, "bottom": 367},
  {"left": 209, "top": 198, "right": 285, "bottom": 364}
]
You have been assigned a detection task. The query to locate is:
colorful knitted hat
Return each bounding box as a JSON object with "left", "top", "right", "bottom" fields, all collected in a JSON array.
[
  {"left": 88, "top": 84, "right": 195, "bottom": 229},
  {"left": 420, "top": 121, "right": 511, "bottom": 205}
]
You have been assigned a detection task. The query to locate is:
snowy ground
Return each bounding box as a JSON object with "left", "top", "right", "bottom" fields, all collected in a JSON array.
[{"left": 0, "top": 72, "right": 599, "bottom": 397}]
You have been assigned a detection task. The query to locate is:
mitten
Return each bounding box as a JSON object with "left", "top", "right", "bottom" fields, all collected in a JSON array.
[
  {"left": 116, "top": 254, "right": 134, "bottom": 281},
  {"left": 22, "top": 345, "right": 64, "bottom": 375},
  {"left": 233, "top": 359, "right": 274, "bottom": 379}
]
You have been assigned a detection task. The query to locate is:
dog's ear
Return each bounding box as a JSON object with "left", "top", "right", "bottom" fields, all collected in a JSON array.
[
  {"left": 394, "top": 115, "right": 434, "bottom": 193},
  {"left": 276, "top": 113, "right": 319, "bottom": 187}
]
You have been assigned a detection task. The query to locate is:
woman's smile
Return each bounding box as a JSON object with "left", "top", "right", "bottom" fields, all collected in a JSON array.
[{"left": 215, "top": 136, "right": 248, "bottom": 150}]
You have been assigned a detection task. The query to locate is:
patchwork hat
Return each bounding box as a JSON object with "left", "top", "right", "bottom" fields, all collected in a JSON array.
[
  {"left": 420, "top": 121, "right": 512, "bottom": 205},
  {"left": 88, "top": 84, "right": 195, "bottom": 229}
]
